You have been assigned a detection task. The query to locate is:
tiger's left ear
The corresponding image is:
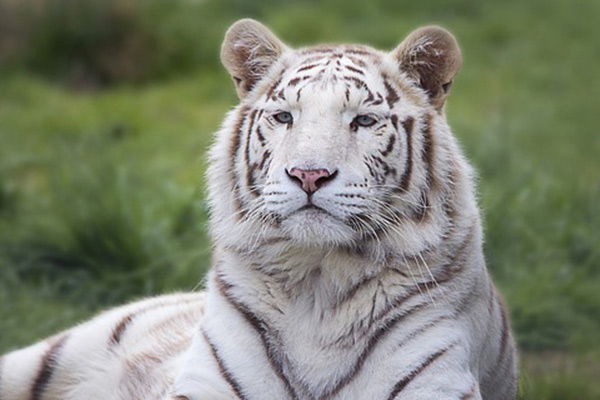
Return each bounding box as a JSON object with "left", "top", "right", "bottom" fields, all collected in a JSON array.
[
  {"left": 392, "top": 26, "right": 462, "bottom": 110},
  {"left": 221, "top": 19, "right": 288, "bottom": 99}
]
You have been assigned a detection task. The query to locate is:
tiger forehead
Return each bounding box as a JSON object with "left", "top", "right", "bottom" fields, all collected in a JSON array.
[
  {"left": 290, "top": 45, "right": 381, "bottom": 77},
  {"left": 263, "top": 46, "right": 391, "bottom": 106},
  {"left": 299, "top": 44, "right": 381, "bottom": 58}
]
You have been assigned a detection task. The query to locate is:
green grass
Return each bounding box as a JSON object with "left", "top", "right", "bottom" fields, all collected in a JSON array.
[
  {"left": 0, "top": 0, "right": 599, "bottom": 397},
  {"left": 0, "top": 73, "right": 233, "bottom": 345}
]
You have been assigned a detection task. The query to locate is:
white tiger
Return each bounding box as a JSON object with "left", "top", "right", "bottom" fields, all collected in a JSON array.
[{"left": 0, "top": 19, "right": 518, "bottom": 400}]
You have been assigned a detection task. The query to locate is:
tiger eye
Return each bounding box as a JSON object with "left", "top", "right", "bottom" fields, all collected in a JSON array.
[
  {"left": 353, "top": 115, "right": 377, "bottom": 127},
  {"left": 273, "top": 111, "right": 293, "bottom": 124}
]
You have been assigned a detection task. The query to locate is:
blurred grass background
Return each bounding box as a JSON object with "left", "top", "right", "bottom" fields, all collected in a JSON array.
[{"left": 0, "top": 0, "right": 598, "bottom": 398}]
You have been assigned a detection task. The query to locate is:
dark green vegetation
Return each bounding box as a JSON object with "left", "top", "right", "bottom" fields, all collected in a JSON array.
[{"left": 0, "top": 0, "right": 598, "bottom": 398}]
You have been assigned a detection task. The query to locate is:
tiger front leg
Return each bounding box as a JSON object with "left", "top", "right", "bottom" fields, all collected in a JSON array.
[
  {"left": 387, "top": 375, "right": 481, "bottom": 400},
  {"left": 375, "top": 341, "right": 483, "bottom": 400}
]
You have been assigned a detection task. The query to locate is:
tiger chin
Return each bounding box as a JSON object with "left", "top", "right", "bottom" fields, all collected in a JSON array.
[{"left": 0, "top": 19, "right": 518, "bottom": 400}]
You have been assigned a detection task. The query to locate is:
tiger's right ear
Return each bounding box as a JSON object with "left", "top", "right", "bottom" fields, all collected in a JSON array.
[{"left": 221, "top": 19, "right": 288, "bottom": 99}]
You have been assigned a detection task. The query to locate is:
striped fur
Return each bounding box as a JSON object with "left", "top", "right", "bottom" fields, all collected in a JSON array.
[
  {"left": 0, "top": 293, "right": 206, "bottom": 400},
  {"left": 0, "top": 19, "right": 517, "bottom": 400}
]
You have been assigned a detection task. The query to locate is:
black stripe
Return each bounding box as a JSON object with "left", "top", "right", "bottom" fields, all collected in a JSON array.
[
  {"left": 345, "top": 65, "right": 365, "bottom": 75},
  {"left": 495, "top": 294, "right": 512, "bottom": 373},
  {"left": 202, "top": 329, "right": 248, "bottom": 400},
  {"left": 215, "top": 274, "right": 299, "bottom": 400},
  {"left": 245, "top": 109, "right": 259, "bottom": 196},
  {"left": 110, "top": 314, "right": 134, "bottom": 346},
  {"left": 381, "top": 134, "right": 396, "bottom": 157},
  {"left": 343, "top": 76, "right": 368, "bottom": 90},
  {"left": 323, "top": 303, "right": 428, "bottom": 398},
  {"left": 386, "top": 343, "right": 456, "bottom": 400},
  {"left": 395, "top": 315, "right": 450, "bottom": 351},
  {"left": 347, "top": 56, "right": 368, "bottom": 68},
  {"left": 288, "top": 77, "right": 301, "bottom": 87},
  {"left": 409, "top": 114, "right": 434, "bottom": 222},
  {"left": 364, "top": 157, "right": 377, "bottom": 179},
  {"left": 303, "top": 47, "right": 335, "bottom": 54},
  {"left": 367, "top": 217, "right": 468, "bottom": 286},
  {"left": 31, "top": 335, "right": 69, "bottom": 400},
  {"left": 246, "top": 166, "right": 258, "bottom": 197},
  {"left": 383, "top": 76, "right": 400, "bottom": 108},
  {"left": 376, "top": 272, "right": 452, "bottom": 323},
  {"left": 230, "top": 106, "right": 248, "bottom": 162},
  {"left": 245, "top": 109, "right": 258, "bottom": 166},
  {"left": 109, "top": 296, "right": 205, "bottom": 347},
  {"left": 255, "top": 126, "right": 266, "bottom": 145},
  {"left": 413, "top": 190, "right": 430, "bottom": 222},
  {"left": 297, "top": 63, "right": 321, "bottom": 72},
  {"left": 296, "top": 87, "right": 304, "bottom": 102},
  {"left": 287, "top": 76, "right": 312, "bottom": 87},
  {"left": 266, "top": 78, "right": 282, "bottom": 100},
  {"left": 438, "top": 224, "right": 475, "bottom": 282},
  {"left": 421, "top": 113, "right": 435, "bottom": 188},
  {"left": 230, "top": 107, "right": 249, "bottom": 215},
  {"left": 364, "top": 88, "right": 375, "bottom": 104},
  {"left": 255, "top": 109, "right": 264, "bottom": 124},
  {"left": 298, "top": 56, "right": 330, "bottom": 69},
  {"left": 459, "top": 383, "right": 477, "bottom": 400},
  {"left": 258, "top": 150, "right": 272, "bottom": 171},
  {"left": 252, "top": 110, "right": 265, "bottom": 153},
  {"left": 331, "top": 275, "right": 378, "bottom": 311},
  {"left": 390, "top": 115, "right": 399, "bottom": 130},
  {"left": 399, "top": 117, "right": 414, "bottom": 192},
  {"left": 372, "top": 93, "right": 384, "bottom": 105},
  {"left": 371, "top": 155, "right": 395, "bottom": 177},
  {"left": 345, "top": 48, "right": 373, "bottom": 56},
  {"left": 440, "top": 164, "right": 460, "bottom": 238},
  {"left": 400, "top": 225, "right": 473, "bottom": 289}
]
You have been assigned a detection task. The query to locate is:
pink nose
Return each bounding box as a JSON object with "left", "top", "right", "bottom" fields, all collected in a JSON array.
[{"left": 287, "top": 167, "right": 334, "bottom": 194}]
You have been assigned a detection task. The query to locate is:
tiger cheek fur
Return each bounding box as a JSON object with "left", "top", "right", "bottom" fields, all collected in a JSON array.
[{"left": 0, "top": 19, "right": 517, "bottom": 400}]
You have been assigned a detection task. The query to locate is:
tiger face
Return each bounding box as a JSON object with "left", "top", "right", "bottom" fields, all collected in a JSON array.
[{"left": 210, "top": 19, "right": 462, "bottom": 252}]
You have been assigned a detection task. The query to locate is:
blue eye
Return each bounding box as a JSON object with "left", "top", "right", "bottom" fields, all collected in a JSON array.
[
  {"left": 273, "top": 111, "right": 293, "bottom": 124},
  {"left": 354, "top": 115, "right": 377, "bottom": 127}
]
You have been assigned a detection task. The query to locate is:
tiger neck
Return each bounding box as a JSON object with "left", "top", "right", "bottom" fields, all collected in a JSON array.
[{"left": 212, "top": 218, "right": 479, "bottom": 326}]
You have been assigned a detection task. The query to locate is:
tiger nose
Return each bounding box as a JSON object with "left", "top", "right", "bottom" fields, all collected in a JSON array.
[{"left": 286, "top": 167, "right": 336, "bottom": 194}]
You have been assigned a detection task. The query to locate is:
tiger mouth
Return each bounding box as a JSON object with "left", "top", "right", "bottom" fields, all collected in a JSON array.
[
  {"left": 290, "top": 203, "right": 327, "bottom": 215},
  {"left": 293, "top": 204, "right": 329, "bottom": 216},
  {"left": 290, "top": 204, "right": 347, "bottom": 224},
  {"left": 297, "top": 204, "right": 323, "bottom": 212}
]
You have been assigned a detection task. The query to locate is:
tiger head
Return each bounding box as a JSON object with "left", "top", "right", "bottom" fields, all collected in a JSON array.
[{"left": 208, "top": 19, "right": 472, "bottom": 256}]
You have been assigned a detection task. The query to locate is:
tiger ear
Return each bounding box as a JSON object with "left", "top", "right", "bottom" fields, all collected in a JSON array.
[
  {"left": 392, "top": 26, "right": 462, "bottom": 110},
  {"left": 221, "top": 19, "right": 288, "bottom": 99}
]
